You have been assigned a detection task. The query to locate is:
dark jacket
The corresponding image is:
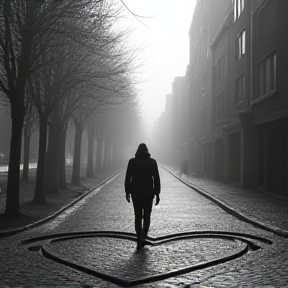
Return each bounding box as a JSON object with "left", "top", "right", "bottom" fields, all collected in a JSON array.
[{"left": 124, "top": 152, "right": 161, "bottom": 197}]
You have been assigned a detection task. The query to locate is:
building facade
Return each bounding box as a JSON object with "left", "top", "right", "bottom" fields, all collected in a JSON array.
[
  {"left": 250, "top": 0, "right": 288, "bottom": 195},
  {"left": 187, "top": 0, "right": 231, "bottom": 178},
  {"left": 156, "top": 0, "right": 288, "bottom": 196}
]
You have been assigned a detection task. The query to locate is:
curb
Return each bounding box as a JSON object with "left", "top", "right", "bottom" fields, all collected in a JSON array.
[
  {"left": 162, "top": 166, "right": 288, "bottom": 238},
  {"left": 0, "top": 169, "right": 124, "bottom": 238}
]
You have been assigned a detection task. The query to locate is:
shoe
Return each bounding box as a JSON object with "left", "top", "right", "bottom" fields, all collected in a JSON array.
[
  {"left": 136, "top": 242, "right": 142, "bottom": 251},
  {"left": 141, "top": 233, "right": 147, "bottom": 248},
  {"left": 136, "top": 236, "right": 144, "bottom": 251}
]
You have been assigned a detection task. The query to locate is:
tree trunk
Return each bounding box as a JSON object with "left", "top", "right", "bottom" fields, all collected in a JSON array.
[
  {"left": 22, "top": 126, "right": 31, "bottom": 181},
  {"left": 4, "top": 109, "right": 25, "bottom": 218},
  {"left": 86, "top": 129, "right": 94, "bottom": 177},
  {"left": 59, "top": 125, "right": 68, "bottom": 190},
  {"left": 71, "top": 123, "right": 83, "bottom": 185},
  {"left": 95, "top": 137, "right": 103, "bottom": 173},
  {"left": 4, "top": 1, "right": 32, "bottom": 217},
  {"left": 111, "top": 141, "right": 116, "bottom": 167},
  {"left": 104, "top": 139, "right": 110, "bottom": 170},
  {"left": 45, "top": 107, "right": 61, "bottom": 195},
  {"left": 33, "top": 114, "right": 48, "bottom": 204}
]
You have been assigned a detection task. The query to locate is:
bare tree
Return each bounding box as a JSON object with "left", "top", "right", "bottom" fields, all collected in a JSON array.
[
  {"left": 28, "top": 0, "right": 121, "bottom": 202},
  {"left": 0, "top": 1, "right": 39, "bottom": 217},
  {"left": 0, "top": 0, "right": 109, "bottom": 214},
  {"left": 0, "top": 0, "right": 141, "bottom": 216},
  {"left": 58, "top": 113, "right": 72, "bottom": 190},
  {"left": 70, "top": 92, "right": 108, "bottom": 185},
  {"left": 22, "top": 100, "right": 38, "bottom": 181},
  {"left": 42, "top": 2, "right": 139, "bottom": 191},
  {"left": 92, "top": 96, "right": 143, "bottom": 173},
  {"left": 86, "top": 114, "right": 96, "bottom": 177}
]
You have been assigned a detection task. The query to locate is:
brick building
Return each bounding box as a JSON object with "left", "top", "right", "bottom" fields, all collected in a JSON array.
[
  {"left": 155, "top": 0, "right": 288, "bottom": 196},
  {"left": 186, "top": 0, "right": 231, "bottom": 178},
  {"left": 250, "top": 0, "right": 288, "bottom": 195}
]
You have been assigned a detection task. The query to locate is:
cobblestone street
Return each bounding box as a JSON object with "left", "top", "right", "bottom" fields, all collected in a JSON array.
[{"left": 0, "top": 168, "right": 288, "bottom": 288}]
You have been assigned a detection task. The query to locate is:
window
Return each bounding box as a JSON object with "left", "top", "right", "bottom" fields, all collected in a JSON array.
[
  {"left": 216, "top": 54, "right": 228, "bottom": 84},
  {"left": 214, "top": 91, "right": 226, "bottom": 122},
  {"left": 235, "top": 29, "right": 245, "bottom": 61},
  {"left": 234, "top": 0, "right": 245, "bottom": 21},
  {"left": 235, "top": 74, "right": 245, "bottom": 103},
  {"left": 258, "top": 51, "right": 276, "bottom": 98}
]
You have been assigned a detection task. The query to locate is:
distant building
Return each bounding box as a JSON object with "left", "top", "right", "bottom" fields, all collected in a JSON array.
[{"left": 187, "top": 0, "right": 231, "bottom": 178}]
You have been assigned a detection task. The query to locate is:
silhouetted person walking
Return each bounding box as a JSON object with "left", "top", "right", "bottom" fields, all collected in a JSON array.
[{"left": 124, "top": 143, "right": 161, "bottom": 250}]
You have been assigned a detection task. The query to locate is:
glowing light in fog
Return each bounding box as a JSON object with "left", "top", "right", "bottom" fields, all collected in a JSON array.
[{"left": 122, "top": 0, "right": 196, "bottom": 130}]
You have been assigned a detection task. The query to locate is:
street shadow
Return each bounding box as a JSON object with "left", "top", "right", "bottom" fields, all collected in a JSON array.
[{"left": 128, "top": 246, "right": 149, "bottom": 269}]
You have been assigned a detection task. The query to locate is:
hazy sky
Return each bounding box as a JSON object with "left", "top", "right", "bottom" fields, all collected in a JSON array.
[{"left": 122, "top": 0, "right": 197, "bottom": 131}]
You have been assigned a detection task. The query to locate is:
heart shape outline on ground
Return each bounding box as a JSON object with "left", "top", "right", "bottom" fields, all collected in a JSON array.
[{"left": 22, "top": 231, "right": 272, "bottom": 287}]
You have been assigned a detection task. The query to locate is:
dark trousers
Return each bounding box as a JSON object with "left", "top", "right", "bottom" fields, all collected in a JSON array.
[{"left": 131, "top": 193, "right": 154, "bottom": 239}]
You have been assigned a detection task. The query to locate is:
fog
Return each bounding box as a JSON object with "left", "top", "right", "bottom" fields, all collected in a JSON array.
[{"left": 1, "top": 0, "right": 287, "bottom": 211}]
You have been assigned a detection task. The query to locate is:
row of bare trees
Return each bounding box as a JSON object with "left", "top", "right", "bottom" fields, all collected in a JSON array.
[{"left": 0, "top": 0, "right": 140, "bottom": 218}]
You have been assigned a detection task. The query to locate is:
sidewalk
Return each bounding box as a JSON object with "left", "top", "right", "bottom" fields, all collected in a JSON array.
[
  {"left": 0, "top": 167, "right": 121, "bottom": 233},
  {"left": 164, "top": 166, "right": 288, "bottom": 237}
]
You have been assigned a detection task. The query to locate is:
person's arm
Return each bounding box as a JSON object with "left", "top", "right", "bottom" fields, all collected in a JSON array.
[
  {"left": 153, "top": 160, "right": 161, "bottom": 205},
  {"left": 153, "top": 161, "right": 161, "bottom": 195},
  {"left": 124, "top": 160, "right": 132, "bottom": 202}
]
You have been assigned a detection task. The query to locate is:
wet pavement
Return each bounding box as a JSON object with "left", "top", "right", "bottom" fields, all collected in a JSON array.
[{"left": 0, "top": 168, "right": 288, "bottom": 287}]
